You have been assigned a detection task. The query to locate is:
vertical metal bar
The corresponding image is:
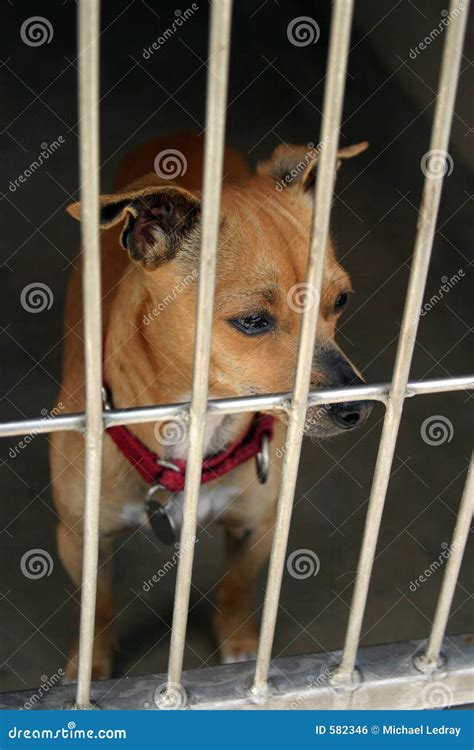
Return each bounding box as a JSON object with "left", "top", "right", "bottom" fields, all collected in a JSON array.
[
  {"left": 252, "top": 0, "right": 355, "bottom": 696},
  {"left": 334, "top": 0, "right": 469, "bottom": 682},
  {"left": 419, "top": 454, "right": 474, "bottom": 669},
  {"left": 165, "top": 0, "right": 233, "bottom": 697},
  {"left": 75, "top": 0, "right": 103, "bottom": 708}
]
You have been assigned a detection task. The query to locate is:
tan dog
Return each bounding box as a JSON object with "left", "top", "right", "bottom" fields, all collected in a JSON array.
[{"left": 50, "top": 132, "right": 372, "bottom": 681}]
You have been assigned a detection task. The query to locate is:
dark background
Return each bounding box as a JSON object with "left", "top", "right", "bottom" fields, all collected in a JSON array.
[{"left": 0, "top": 0, "right": 472, "bottom": 694}]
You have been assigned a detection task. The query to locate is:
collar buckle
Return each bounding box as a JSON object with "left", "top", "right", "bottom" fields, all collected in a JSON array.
[{"left": 155, "top": 458, "right": 181, "bottom": 473}]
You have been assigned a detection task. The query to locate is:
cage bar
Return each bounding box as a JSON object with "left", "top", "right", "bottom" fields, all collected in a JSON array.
[
  {"left": 0, "top": 376, "right": 472, "bottom": 439},
  {"left": 417, "top": 453, "right": 474, "bottom": 670},
  {"left": 333, "top": 0, "right": 470, "bottom": 683},
  {"left": 252, "top": 0, "right": 355, "bottom": 696},
  {"left": 74, "top": 0, "right": 103, "bottom": 708},
  {"left": 164, "top": 0, "right": 233, "bottom": 701}
]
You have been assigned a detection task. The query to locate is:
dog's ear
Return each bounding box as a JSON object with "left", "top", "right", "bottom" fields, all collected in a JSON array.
[
  {"left": 67, "top": 183, "right": 200, "bottom": 269},
  {"left": 258, "top": 141, "right": 368, "bottom": 193}
]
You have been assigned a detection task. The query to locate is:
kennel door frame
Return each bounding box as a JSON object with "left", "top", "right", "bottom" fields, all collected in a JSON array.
[{"left": 0, "top": 0, "right": 472, "bottom": 710}]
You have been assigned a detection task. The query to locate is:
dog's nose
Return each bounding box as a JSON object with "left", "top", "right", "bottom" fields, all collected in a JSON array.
[{"left": 329, "top": 400, "right": 373, "bottom": 430}]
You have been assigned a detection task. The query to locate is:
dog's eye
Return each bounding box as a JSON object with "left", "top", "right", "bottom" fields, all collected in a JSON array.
[
  {"left": 229, "top": 312, "right": 276, "bottom": 336},
  {"left": 334, "top": 292, "right": 348, "bottom": 311}
]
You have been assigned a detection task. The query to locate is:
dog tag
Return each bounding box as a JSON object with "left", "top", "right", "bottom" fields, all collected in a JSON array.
[{"left": 145, "top": 495, "right": 183, "bottom": 545}]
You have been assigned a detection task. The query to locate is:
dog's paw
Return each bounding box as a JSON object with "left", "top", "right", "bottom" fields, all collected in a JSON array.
[
  {"left": 215, "top": 610, "right": 259, "bottom": 666},
  {"left": 220, "top": 648, "right": 257, "bottom": 665},
  {"left": 62, "top": 659, "right": 112, "bottom": 684},
  {"left": 219, "top": 633, "right": 258, "bottom": 665},
  {"left": 63, "top": 635, "right": 114, "bottom": 684},
  {"left": 61, "top": 674, "right": 75, "bottom": 686}
]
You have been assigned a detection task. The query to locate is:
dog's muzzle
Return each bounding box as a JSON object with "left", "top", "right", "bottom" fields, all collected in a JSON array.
[
  {"left": 304, "top": 395, "right": 374, "bottom": 438},
  {"left": 327, "top": 400, "right": 373, "bottom": 430}
]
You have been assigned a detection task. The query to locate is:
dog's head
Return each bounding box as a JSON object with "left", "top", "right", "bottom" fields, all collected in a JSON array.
[{"left": 68, "top": 140, "right": 373, "bottom": 437}]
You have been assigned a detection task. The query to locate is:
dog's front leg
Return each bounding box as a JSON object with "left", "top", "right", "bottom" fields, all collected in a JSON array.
[
  {"left": 215, "top": 512, "right": 275, "bottom": 664},
  {"left": 57, "top": 522, "right": 116, "bottom": 682}
]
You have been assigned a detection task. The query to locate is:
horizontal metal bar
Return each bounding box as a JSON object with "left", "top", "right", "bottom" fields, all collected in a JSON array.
[
  {"left": 2, "top": 635, "right": 472, "bottom": 710},
  {"left": 0, "top": 413, "right": 86, "bottom": 438},
  {"left": 334, "top": 0, "right": 470, "bottom": 684},
  {"left": 0, "top": 375, "right": 472, "bottom": 439},
  {"left": 417, "top": 454, "right": 474, "bottom": 670},
  {"left": 403, "top": 375, "right": 474, "bottom": 397}
]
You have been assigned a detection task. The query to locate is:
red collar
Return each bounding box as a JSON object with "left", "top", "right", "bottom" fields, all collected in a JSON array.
[{"left": 104, "top": 387, "right": 275, "bottom": 492}]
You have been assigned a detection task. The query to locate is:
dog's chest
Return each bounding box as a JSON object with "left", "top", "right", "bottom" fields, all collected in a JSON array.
[
  {"left": 117, "top": 411, "right": 243, "bottom": 534},
  {"left": 119, "top": 483, "right": 239, "bottom": 532}
]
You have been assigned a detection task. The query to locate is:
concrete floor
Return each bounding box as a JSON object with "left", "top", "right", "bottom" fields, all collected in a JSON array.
[{"left": 0, "top": 0, "right": 472, "bottom": 695}]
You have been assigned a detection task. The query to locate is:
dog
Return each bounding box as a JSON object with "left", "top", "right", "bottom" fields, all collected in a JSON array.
[{"left": 50, "top": 131, "right": 373, "bottom": 681}]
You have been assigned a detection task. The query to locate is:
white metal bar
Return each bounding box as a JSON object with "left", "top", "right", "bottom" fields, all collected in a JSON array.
[
  {"left": 418, "top": 454, "right": 474, "bottom": 669},
  {"left": 0, "top": 375, "right": 472, "bottom": 439},
  {"left": 334, "top": 0, "right": 470, "bottom": 683},
  {"left": 103, "top": 374, "right": 474, "bottom": 423},
  {"left": 164, "top": 0, "right": 233, "bottom": 701},
  {"left": 75, "top": 0, "right": 103, "bottom": 708},
  {"left": 0, "top": 413, "right": 85, "bottom": 438},
  {"left": 252, "top": 0, "right": 355, "bottom": 696},
  {"left": 2, "top": 635, "right": 473, "bottom": 710}
]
